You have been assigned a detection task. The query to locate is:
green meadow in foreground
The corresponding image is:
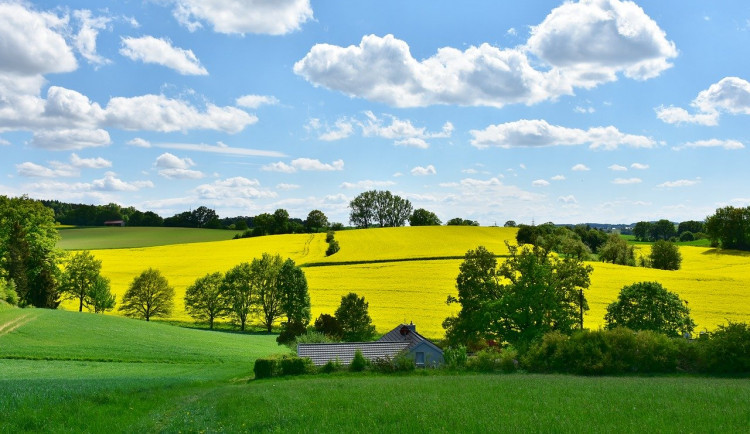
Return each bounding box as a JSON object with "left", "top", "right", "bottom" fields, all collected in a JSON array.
[
  {"left": 57, "top": 226, "right": 243, "bottom": 250},
  {"left": 2, "top": 306, "right": 749, "bottom": 433}
]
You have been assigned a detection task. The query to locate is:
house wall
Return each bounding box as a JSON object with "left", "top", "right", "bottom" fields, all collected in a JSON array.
[{"left": 408, "top": 341, "right": 444, "bottom": 367}]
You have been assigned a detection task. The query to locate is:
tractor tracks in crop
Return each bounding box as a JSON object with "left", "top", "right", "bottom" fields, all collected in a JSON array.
[
  {"left": 301, "top": 234, "right": 314, "bottom": 258},
  {"left": 0, "top": 312, "right": 37, "bottom": 337}
]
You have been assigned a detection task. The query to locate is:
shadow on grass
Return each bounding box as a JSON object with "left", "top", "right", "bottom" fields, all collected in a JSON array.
[
  {"left": 700, "top": 248, "right": 750, "bottom": 258},
  {"left": 152, "top": 320, "right": 279, "bottom": 336}
]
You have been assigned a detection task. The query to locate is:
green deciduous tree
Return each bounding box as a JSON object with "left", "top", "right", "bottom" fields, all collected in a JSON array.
[
  {"left": 0, "top": 195, "right": 62, "bottom": 308},
  {"left": 705, "top": 206, "right": 750, "bottom": 250},
  {"left": 678, "top": 220, "right": 704, "bottom": 236},
  {"left": 598, "top": 233, "right": 635, "bottom": 266},
  {"left": 633, "top": 221, "right": 652, "bottom": 242},
  {"left": 60, "top": 250, "right": 102, "bottom": 312},
  {"left": 604, "top": 281, "right": 695, "bottom": 337},
  {"left": 222, "top": 262, "right": 254, "bottom": 331},
  {"left": 88, "top": 276, "right": 116, "bottom": 313},
  {"left": 276, "top": 259, "right": 311, "bottom": 344},
  {"left": 349, "top": 190, "right": 413, "bottom": 228},
  {"left": 409, "top": 208, "right": 441, "bottom": 226},
  {"left": 335, "top": 293, "right": 376, "bottom": 342},
  {"left": 251, "top": 253, "right": 284, "bottom": 332},
  {"left": 650, "top": 240, "right": 682, "bottom": 270},
  {"left": 444, "top": 244, "right": 592, "bottom": 349},
  {"left": 184, "top": 272, "right": 228, "bottom": 329},
  {"left": 305, "top": 209, "right": 328, "bottom": 232},
  {"left": 650, "top": 219, "right": 677, "bottom": 241},
  {"left": 119, "top": 268, "right": 174, "bottom": 321}
]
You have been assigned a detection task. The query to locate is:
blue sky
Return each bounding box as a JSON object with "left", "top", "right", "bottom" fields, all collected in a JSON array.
[{"left": 1, "top": 0, "right": 749, "bottom": 225}]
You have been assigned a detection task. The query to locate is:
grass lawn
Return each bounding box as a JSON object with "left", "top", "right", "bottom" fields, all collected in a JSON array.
[
  {"left": 57, "top": 226, "right": 243, "bottom": 250},
  {"left": 2, "top": 307, "right": 750, "bottom": 432}
]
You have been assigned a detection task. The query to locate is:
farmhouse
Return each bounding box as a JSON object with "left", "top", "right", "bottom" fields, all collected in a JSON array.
[
  {"left": 103, "top": 220, "right": 125, "bottom": 227},
  {"left": 298, "top": 323, "right": 444, "bottom": 367}
]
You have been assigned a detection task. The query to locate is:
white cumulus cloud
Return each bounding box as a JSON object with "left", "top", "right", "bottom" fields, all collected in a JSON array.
[
  {"left": 411, "top": 165, "right": 437, "bottom": 176},
  {"left": 572, "top": 164, "right": 590, "bottom": 171},
  {"left": 120, "top": 36, "right": 208, "bottom": 75},
  {"left": 608, "top": 164, "right": 627, "bottom": 171},
  {"left": 532, "top": 179, "right": 550, "bottom": 187},
  {"left": 91, "top": 172, "right": 154, "bottom": 191},
  {"left": 657, "top": 77, "right": 750, "bottom": 125},
  {"left": 630, "top": 163, "right": 650, "bottom": 169},
  {"left": 172, "top": 0, "right": 313, "bottom": 35},
  {"left": 70, "top": 153, "right": 112, "bottom": 169},
  {"left": 612, "top": 178, "right": 642, "bottom": 185},
  {"left": 657, "top": 179, "right": 700, "bottom": 188},
  {"left": 236, "top": 94, "right": 280, "bottom": 108},
  {"left": 74, "top": 10, "right": 111, "bottom": 67},
  {"left": 673, "top": 139, "right": 744, "bottom": 151},
  {"left": 263, "top": 158, "right": 344, "bottom": 173},
  {"left": 30, "top": 129, "right": 111, "bottom": 150}
]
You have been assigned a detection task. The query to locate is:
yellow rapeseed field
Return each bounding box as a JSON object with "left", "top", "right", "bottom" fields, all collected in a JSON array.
[{"left": 61, "top": 227, "right": 750, "bottom": 339}]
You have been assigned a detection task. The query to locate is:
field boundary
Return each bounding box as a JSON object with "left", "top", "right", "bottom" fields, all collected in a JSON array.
[
  {"left": 0, "top": 313, "right": 36, "bottom": 337},
  {"left": 301, "top": 255, "right": 510, "bottom": 268}
]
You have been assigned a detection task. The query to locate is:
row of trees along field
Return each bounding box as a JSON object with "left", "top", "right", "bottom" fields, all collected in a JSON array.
[{"left": 348, "top": 190, "right": 478, "bottom": 228}]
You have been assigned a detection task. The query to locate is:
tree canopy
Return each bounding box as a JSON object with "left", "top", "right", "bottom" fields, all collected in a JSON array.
[
  {"left": 60, "top": 250, "right": 103, "bottom": 312},
  {"left": 409, "top": 208, "right": 441, "bottom": 226},
  {"left": 222, "top": 262, "right": 254, "bottom": 331},
  {"left": 604, "top": 281, "right": 695, "bottom": 337},
  {"left": 649, "top": 240, "right": 682, "bottom": 270},
  {"left": 119, "top": 268, "right": 174, "bottom": 321},
  {"left": 705, "top": 206, "right": 750, "bottom": 250},
  {"left": 335, "top": 293, "right": 376, "bottom": 342},
  {"left": 184, "top": 272, "right": 228, "bottom": 329},
  {"left": 305, "top": 210, "right": 328, "bottom": 232},
  {"left": 349, "top": 190, "right": 413, "bottom": 228}
]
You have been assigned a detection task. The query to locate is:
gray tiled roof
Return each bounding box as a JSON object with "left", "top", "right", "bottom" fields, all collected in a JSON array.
[{"left": 297, "top": 341, "right": 410, "bottom": 366}]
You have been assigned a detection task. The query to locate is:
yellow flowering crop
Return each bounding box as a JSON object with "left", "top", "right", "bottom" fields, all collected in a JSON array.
[{"left": 61, "top": 228, "right": 750, "bottom": 339}]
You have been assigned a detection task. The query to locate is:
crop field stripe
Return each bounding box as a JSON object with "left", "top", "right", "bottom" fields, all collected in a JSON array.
[
  {"left": 301, "top": 254, "right": 511, "bottom": 267},
  {"left": 0, "top": 313, "right": 36, "bottom": 337}
]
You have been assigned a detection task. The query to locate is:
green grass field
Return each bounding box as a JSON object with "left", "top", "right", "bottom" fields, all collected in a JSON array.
[
  {"left": 2, "top": 306, "right": 750, "bottom": 432},
  {"left": 57, "top": 226, "right": 243, "bottom": 250}
]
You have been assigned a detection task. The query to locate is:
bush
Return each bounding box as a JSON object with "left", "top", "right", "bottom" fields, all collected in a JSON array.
[
  {"left": 679, "top": 231, "right": 695, "bottom": 242},
  {"left": 499, "top": 346, "right": 519, "bottom": 373},
  {"left": 371, "top": 356, "right": 396, "bottom": 373},
  {"left": 632, "top": 330, "right": 679, "bottom": 373},
  {"left": 350, "top": 349, "right": 368, "bottom": 372},
  {"left": 393, "top": 353, "right": 415, "bottom": 372},
  {"left": 321, "top": 358, "right": 343, "bottom": 373},
  {"left": 326, "top": 240, "right": 340, "bottom": 256},
  {"left": 443, "top": 345, "right": 467, "bottom": 369},
  {"left": 313, "top": 314, "right": 343, "bottom": 340},
  {"left": 698, "top": 321, "right": 750, "bottom": 374},
  {"left": 468, "top": 348, "right": 500, "bottom": 372},
  {"left": 277, "top": 321, "right": 308, "bottom": 346},
  {"left": 564, "top": 331, "right": 609, "bottom": 375},
  {"left": 280, "top": 356, "right": 311, "bottom": 376},
  {"left": 650, "top": 240, "right": 682, "bottom": 270},
  {"left": 0, "top": 278, "right": 18, "bottom": 306},
  {"left": 253, "top": 358, "right": 276, "bottom": 379},
  {"left": 325, "top": 231, "right": 335, "bottom": 243},
  {"left": 522, "top": 331, "right": 569, "bottom": 373}
]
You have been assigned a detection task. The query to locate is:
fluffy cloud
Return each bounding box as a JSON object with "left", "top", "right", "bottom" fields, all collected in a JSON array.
[
  {"left": 340, "top": 180, "right": 396, "bottom": 189},
  {"left": 312, "top": 118, "right": 355, "bottom": 141},
  {"left": 0, "top": 3, "right": 77, "bottom": 76},
  {"left": 30, "top": 128, "right": 111, "bottom": 150},
  {"left": 527, "top": 0, "right": 677, "bottom": 84},
  {"left": 74, "top": 10, "right": 111, "bottom": 66},
  {"left": 657, "top": 77, "right": 750, "bottom": 125},
  {"left": 172, "top": 0, "right": 313, "bottom": 35},
  {"left": 411, "top": 165, "right": 437, "bottom": 176},
  {"left": 612, "top": 178, "right": 642, "bottom": 185},
  {"left": 294, "top": 1, "right": 675, "bottom": 108},
  {"left": 127, "top": 138, "right": 151, "bottom": 148},
  {"left": 263, "top": 158, "right": 344, "bottom": 173},
  {"left": 532, "top": 179, "right": 550, "bottom": 187},
  {"left": 70, "top": 153, "right": 112, "bottom": 169},
  {"left": 91, "top": 172, "right": 154, "bottom": 191},
  {"left": 120, "top": 36, "right": 208, "bottom": 75},
  {"left": 276, "top": 183, "right": 300, "bottom": 190},
  {"left": 572, "top": 164, "right": 590, "bottom": 171},
  {"left": 470, "top": 119, "right": 655, "bottom": 150},
  {"left": 657, "top": 179, "right": 700, "bottom": 188},
  {"left": 16, "top": 162, "right": 77, "bottom": 178},
  {"left": 193, "top": 177, "right": 276, "bottom": 200},
  {"left": 235, "top": 95, "right": 280, "bottom": 108},
  {"left": 156, "top": 142, "right": 284, "bottom": 157},
  {"left": 608, "top": 164, "right": 627, "bottom": 171},
  {"left": 155, "top": 152, "right": 204, "bottom": 179},
  {"left": 630, "top": 163, "right": 650, "bottom": 169},
  {"left": 673, "top": 139, "right": 744, "bottom": 151},
  {"left": 551, "top": 175, "right": 566, "bottom": 181},
  {"left": 309, "top": 112, "right": 452, "bottom": 148},
  {"left": 558, "top": 195, "right": 577, "bottom": 204}
]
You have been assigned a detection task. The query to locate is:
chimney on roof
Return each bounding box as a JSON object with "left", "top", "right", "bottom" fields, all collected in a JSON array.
[{"left": 405, "top": 321, "right": 416, "bottom": 333}]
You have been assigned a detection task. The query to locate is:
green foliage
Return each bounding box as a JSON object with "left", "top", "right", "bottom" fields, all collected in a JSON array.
[
  {"left": 649, "top": 240, "right": 682, "bottom": 270},
  {"left": 445, "top": 243, "right": 592, "bottom": 349},
  {"left": 446, "top": 217, "right": 479, "bottom": 226},
  {"left": 250, "top": 253, "right": 285, "bottom": 332},
  {"left": 598, "top": 233, "right": 635, "bottom": 266},
  {"left": 605, "top": 281, "right": 695, "bottom": 337},
  {"left": 633, "top": 221, "right": 652, "bottom": 241},
  {"left": 306, "top": 210, "right": 329, "bottom": 232},
  {"left": 87, "top": 276, "right": 116, "bottom": 313},
  {"left": 280, "top": 355, "right": 312, "bottom": 376},
  {"left": 335, "top": 293, "right": 376, "bottom": 342},
  {"left": 698, "top": 321, "right": 750, "bottom": 374},
  {"left": 184, "top": 272, "right": 228, "bottom": 329},
  {"left": 313, "top": 313, "right": 343, "bottom": 339},
  {"left": 679, "top": 231, "right": 695, "bottom": 242},
  {"left": 0, "top": 195, "right": 61, "bottom": 308},
  {"left": 504, "top": 220, "right": 517, "bottom": 227},
  {"left": 325, "top": 231, "right": 335, "bottom": 243},
  {"left": 118, "top": 268, "right": 174, "bottom": 321},
  {"left": 321, "top": 358, "right": 343, "bottom": 373},
  {"left": 253, "top": 358, "right": 276, "bottom": 379},
  {"left": 443, "top": 345, "right": 467, "bottom": 369},
  {"left": 499, "top": 346, "right": 519, "bottom": 373},
  {"left": 222, "top": 262, "right": 253, "bottom": 331},
  {"left": 0, "top": 278, "right": 18, "bottom": 305},
  {"left": 409, "top": 208, "right": 442, "bottom": 226},
  {"left": 277, "top": 321, "right": 307, "bottom": 345},
  {"left": 349, "top": 349, "right": 368, "bottom": 372},
  {"left": 60, "top": 250, "right": 103, "bottom": 312},
  {"left": 349, "top": 190, "right": 413, "bottom": 228},
  {"left": 325, "top": 239, "right": 340, "bottom": 256},
  {"left": 468, "top": 348, "right": 500, "bottom": 372},
  {"left": 650, "top": 219, "right": 677, "bottom": 241},
  {"left": 678, "top": 220, "right": 704, "bottom": 236},
  {"left": 278, "top": 258, "right": 311, "bottom": 326},
  {"left": 705, "top": 206, "right": 750, "bottom": 250}
]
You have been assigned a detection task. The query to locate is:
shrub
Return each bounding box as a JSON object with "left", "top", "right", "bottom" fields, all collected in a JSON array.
[
  {"left": 603, "top": 327, "right": 638, "bottom": 373},
  {"left": 325, "top": 231, "right": 335, "bottom": 243},
  {"left": 698, "top": 321, "right": 750, "bottom": 374},
  {"left": 564, "top": 330, "right": 609, "bottom": 375},
  {"left": 632, "top": 330, "right": 679, "bottom": 373},
  {"left": 280, "top": 356, "right": 311, "bottom": 376},
  {"left": 393, "top": 353, "right": 415, "bottom": 372},
  {"left": 468, "top": 348, "right": 500, "bottom": 372},
  {"left": 321, "top": 358, "right": 343, "bottom": 374},
  {"left": 650, "top": 240, "right": 682, "bottom": 270},
  {"left": 326, "top": 240, "right": 340, "bottom": 256},
  {"left": 0, "top": 278, "right": 18, "bottom": 306},
  {"left": 253, "top": 358, "right": 276, "bottom": 379},
  {"left": 350, "top": 349, "right": 368, "bottom": 372},
  {"left": 371, "top": 356, "right": 396, "bottom": 373},
  {"left": 499, "top": 346, "right": 518, "bottom": 373},
  {"left": 522, "top": 331, "right": 569, "bottom": 373},
  {"left": 313, "top": 314, "right": 343, "bottom": 340},
  {"left": 679, "top": 231, "right": 695, "bottom": 242},
  {"left": 443, "top": 345, "right": 468, "bottom": 369},
  {"left": 605, "top": 281, "right": 695, "bottom": 337},
  {"left": 277, "top": 321, "right": 308, "bottom": 346}
]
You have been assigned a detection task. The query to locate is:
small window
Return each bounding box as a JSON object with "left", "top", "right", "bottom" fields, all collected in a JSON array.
[{"left": 415, "top": 352, "right": 425, "bottom": 365}]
